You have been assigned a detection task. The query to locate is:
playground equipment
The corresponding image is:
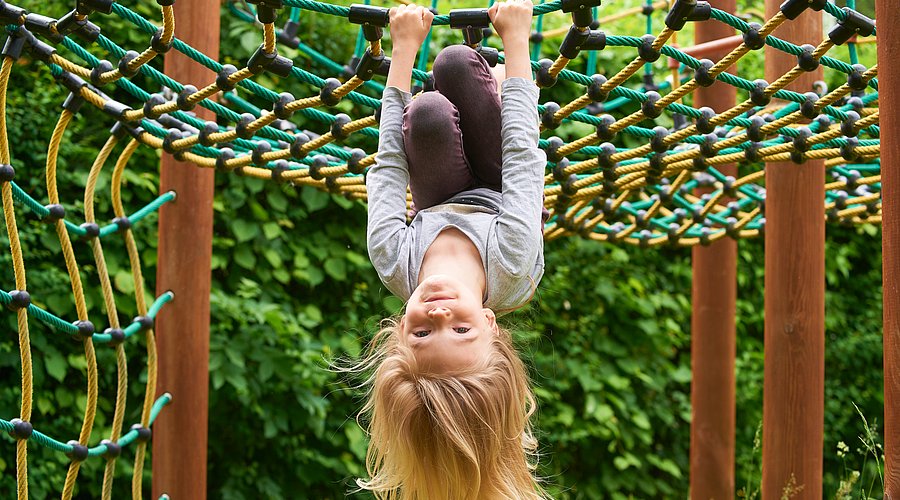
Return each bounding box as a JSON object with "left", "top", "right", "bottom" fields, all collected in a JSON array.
[{"left": 0, "top": 0, "right": 892, "bottom": 497}]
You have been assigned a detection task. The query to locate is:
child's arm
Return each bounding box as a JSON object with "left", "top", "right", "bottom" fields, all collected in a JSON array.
[
  {"left": 366, "top": 6, "right": 433, "bottom": 295},
  {"left": 488, "top": 1, "right": 546, "bottom": 277}
]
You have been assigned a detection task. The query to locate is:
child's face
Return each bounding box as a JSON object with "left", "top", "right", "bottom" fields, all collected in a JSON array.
[{"left": 401, "top": 275, "right": 497, "bottom": 373}]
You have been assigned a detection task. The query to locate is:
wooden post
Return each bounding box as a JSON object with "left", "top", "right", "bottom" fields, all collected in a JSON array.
[
  {"left": 151, "top": 1, "right": 219, "bottom": 498},
  {"left": 761, "top": 2, "right": 824, "bottom": 497},
  {"left": 876, "top": 0, "right": 900, "bottom": 495},
  {"left": 689, "top": 1, "right": 737, "bottom": 498}
]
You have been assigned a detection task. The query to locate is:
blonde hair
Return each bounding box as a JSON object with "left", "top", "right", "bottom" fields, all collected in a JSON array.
[{"left": 349, "top": 317, "right": 546, "bottom": 500}]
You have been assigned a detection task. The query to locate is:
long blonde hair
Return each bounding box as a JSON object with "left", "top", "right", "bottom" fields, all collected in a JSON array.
[{"left": 349, "top": 317, "right": 546, "bottom": 499}]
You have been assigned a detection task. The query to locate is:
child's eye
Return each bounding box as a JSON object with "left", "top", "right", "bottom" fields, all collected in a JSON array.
[
  {"left": 453, "top": 327, "right": 470, "bottom": 334},
  {"left": 413, "top": 330, "right": 430, "bottom": 338}
]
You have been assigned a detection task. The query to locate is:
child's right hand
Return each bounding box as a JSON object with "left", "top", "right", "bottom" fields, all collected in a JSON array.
[
  {"left": 488, "top": 0, "right": 534, "bottom": 46},
  {"left": 389, "top": 4, "right": 434, "bottom": 52}
]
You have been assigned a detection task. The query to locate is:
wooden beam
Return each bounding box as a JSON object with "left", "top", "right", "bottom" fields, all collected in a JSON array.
[
  {"left": 151, "top": 1, "right": 220, "bottom": 498},
  {"left": 689, "top": 1, "right": 737, "bottom": 498},
  {"left": 761, "top": 2, "right": 824, "bottom": 497}
]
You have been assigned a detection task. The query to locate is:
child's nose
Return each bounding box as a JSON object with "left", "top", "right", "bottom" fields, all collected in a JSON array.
[{"left": 427, "top": 307, "right": 451, "bottom": 320}]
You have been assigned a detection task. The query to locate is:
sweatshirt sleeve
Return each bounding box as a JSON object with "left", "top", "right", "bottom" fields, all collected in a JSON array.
[
  {"left": 366, "top": 86, "right": 414, "bottom": 298},
  {"left": 491, "top": 77, "right": 546, "bottom": 277}
]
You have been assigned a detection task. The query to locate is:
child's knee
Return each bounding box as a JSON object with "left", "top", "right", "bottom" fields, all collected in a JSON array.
[
  {"left": 433, "top": 45, "right": 482, "bottom": 77},
  {"left": 404, "top": 92, "right": 458, "bottom": 138}
]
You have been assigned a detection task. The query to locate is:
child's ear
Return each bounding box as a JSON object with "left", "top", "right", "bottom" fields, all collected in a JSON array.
[{"left": 482, "top": 308, "right": 498, "bottom": 334}]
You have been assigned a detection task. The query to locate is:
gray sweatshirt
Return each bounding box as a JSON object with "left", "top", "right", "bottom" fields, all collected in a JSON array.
[{"left": 366, "top": 77, "right": 546, "bottom": 314}]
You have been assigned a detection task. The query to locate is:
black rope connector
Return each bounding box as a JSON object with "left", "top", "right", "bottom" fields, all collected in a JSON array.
[
  {"left": 840, "top": 110, "right": 860, "bottom": 137},
  {"left": 131, "top": 424, "right": 152, "bottom": 443},
  {"left": 80, "top": 221, "right": 100, "bottom": 239},
  {"left": 66, "top": 441, "right": 89, "bottom": 462},
  {"left": 694, "top": 59, "right": 716, "bottom": 87},
  {"left": 799, "top": 92, "right": 819, "bottom": 119},
  {"left": 476, "top": 46, "right": 498, "bottom": 67},
  {"left": 248, "top": 45, "right": 293, "bottom": 77},
  {"left": 9, "top": 418, "right": 32, "bottom": 440},
  {"left": 650, "top": 126, "right": 669, "bottom": 153},
  {"left": 559, "top": 26, "right": 606, "bottom": 59},
  {"left": 1, "top": 30, "right": 29, "bottom": 60},
  {"left": 545, "top": 136, "right": 564, "bottom": 162},
  {"left": 105, "top": 327, "right": 125, "bottom": 346},
  {"left": 847, "top": 63, "right": 869, "bottom": 91},
  {"left": 101, "top": 439, "right": 121, "bottom": 459},
  {"left": 134, "top": 315, "right": 154, "bottom": 332},
  {"left": 235, "top": 113, "right": 257, "bottom": 139},
  {"left": 55, "top": 11, "right": 88, "bottom": 40},
  {"left": 597, "top": 142, "right": 617, "bottom": 169},
  {"left": 742, "top": 22, "right": 765, "bottom": 50},
  {"left": 796, "top": 44, "right": 819, "bottom": 72},
  {"left": 789, "top": 150, "right": 806, "bottom": 164},
  {"left": 270, "top": 159, "right": 288, "bottom": 182},
  {"left": 529, "top": 31, "right": 543, "bottom": 44},
  {"left": 26, "top": 34, "right": 57, "bottom": 62},
  {"left": 215, "top": 64, "right": 238, "bottom": 91},
  {"left": 161, "top": 129, "right": 184, "bottom": 154},
  {"left": 277, "top": 20, "right": 300, "bottom": 48},
  {"left": 690, "top": 157, "right": 707, "bottom": 171},
  {"left": 560, "top": 0, "right": 601, "bottom": 28},
  {"left": 449, "top": 9, "right": 491, "bottom": 46},
  {"left": 112, "top": 216, "right": 131, "bottom": 231},
  {"left": 828, "top": 8, "right": 875, "bottom": 46},
  {"left": 665, "top": 0, "right": 711, "bottom": 31},
  {"left": 695, "top": 107, "right": 716, "bottom": 134},
  {"left": 587, "top": 74, "right": 608, "bottom": 102},
  {"left": 541, "top": 102, "right": 562, "bottom": 130},
  {"left": 349, "top": 4, "right": 390, "bottom": 42},
  {"left": 7, "top": 290, "right": 30, "bottom": 310},
  {"left": 150, "top": 27, "right": 173, "bottom": 53},
  {"left": 355, "top": 48, "right": 386, "bottom": 81},
  {"left": 792, "top": 126, "right": 812, "bottom": 152},
  {"left": 308, "top": 155, "right": 328, "bottom": 181},
  {"left": 176, "top": 84, "right": 198, "bottom": 111},
  {"left": 330, "top": 113, "right": 352, "bottom": 140},
  {"left": 646, "top": 154, "right": 664, "bottom": 186},
  {"left": 779, "top": 0, "right": 827, "bottom": 20},
  {"left": 637, "top": 34, "right": 660, "bottom": 62},
  {"left": 102, "top": 99, "right": 132, "bottom": 121},
  {"left": 89, "top": 59, "right": 114, "bottom": 86},
  {"left": 156, "top": 0, "right": 175, "bottom": 6},
  {"left": 0, "top": 163, "right": 14, "bottom": 182},
  {"left": 0, "top": 2, "right": 26, "bottom": 25},
  {"left": 319, "top": 78, "right": 342, "bottom": 106},
  {"left": 596, "top": 114, "right": 617, "bottom": 142},
  {"left": 116, "top": 50, "right": 141, "bottom": 78},
  {"left": 641, "top": 91, "right": 662, "bottom": 119},
  {"left": 267, "top": 92, "right": 294, "bottom": 121},
  {"left": 142, "top": 94, "right": 166, "bottom": 119},
  {"left": 63, "top": 92, "right": 85, "bottom": 114},
  {"left": 43, "top": 204, "right": 66, "bottom": 222},
  {"left": 77, "top": 0, "right": 114, "bottom": 15},
  {"left": 535, "top": 58, "right": 557, "bottom": 88},
  {"left": 252, "top": 141, "right": 271, "bottom": 166},
  {"left": 840, "top": 137, "right": 862, "bottom": 162},
  {"left": 248, "top": 0, "right": 283, "bottom": 24},
  {"left": 290, "top": 132, "right": 311, "bottom": 159},
  {"left": 216, "top": 150, "right": 235, "bottom": 172},
  {"left": 25, "top": 13, "right": 64, "bottom": 43},
  {"left": 551, "top": 157, "right": 570, "bottom": 183},
  {"left": 749, "top": 79, "right": 770, "bottom": 107},
  {"left": 73, "top": 320, "right": 95, "bottom": 341},
  {"left": 699, "top": 133, "right": 717, "bottom": 157},
  {"left": 747, "top": 115, "right": 767, "bottom": 142},
  {"left": 198, "top": 121, "right": 219, "bottom": 147},
  {"left": 348, "top": 148, "right": 367, "bottom": 174}
]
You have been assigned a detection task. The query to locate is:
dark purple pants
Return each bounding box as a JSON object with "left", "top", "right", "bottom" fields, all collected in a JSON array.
[{"left": 402, "top": 45, "right": 502, "bottom": 211}]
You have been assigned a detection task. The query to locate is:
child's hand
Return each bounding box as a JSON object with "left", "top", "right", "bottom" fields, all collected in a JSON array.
[
  {"left": 488, "top": 0, "right": 533, "bottom": 46},
  {"left": 389, "top": 4, "right": 434, "bottom": 52}
]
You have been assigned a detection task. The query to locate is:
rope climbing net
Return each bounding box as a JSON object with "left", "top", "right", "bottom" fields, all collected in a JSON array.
[{"left": 0, "top": 0, "right": 879, "bottom": 497}]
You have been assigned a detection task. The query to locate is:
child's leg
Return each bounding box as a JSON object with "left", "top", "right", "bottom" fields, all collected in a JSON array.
[
  {"left": 432, "top": 45, "right": 502, "bottom": 191},
  {"left": 402, "top": 91, "right": 476, "bottom": 211}
]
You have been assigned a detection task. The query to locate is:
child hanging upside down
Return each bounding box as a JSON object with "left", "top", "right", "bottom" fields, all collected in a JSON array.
[{"left": 358, "top": 0, "right": 548, "bottom": 497}]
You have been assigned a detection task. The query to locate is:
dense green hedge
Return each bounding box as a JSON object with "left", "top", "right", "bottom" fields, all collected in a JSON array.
[{"left": 0, "top": 0, "right": 885, "bottom": 498}]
